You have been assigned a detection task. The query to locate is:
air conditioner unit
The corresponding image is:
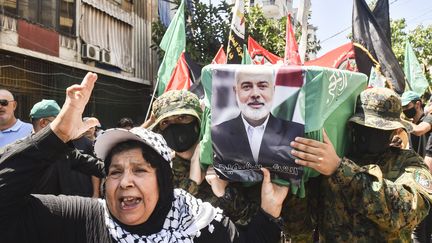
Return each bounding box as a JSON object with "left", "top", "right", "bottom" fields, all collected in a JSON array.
[
  {"left": 81, "top": 44, "right": 100, "bottom": 61},
  {"left": 100, "top": 49, "right": 113, "bottom": 65}
]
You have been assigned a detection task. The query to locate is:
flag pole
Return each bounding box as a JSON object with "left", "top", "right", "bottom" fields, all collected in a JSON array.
[{"left": 145, "top": 78, "right": 160, "bottom": 122}]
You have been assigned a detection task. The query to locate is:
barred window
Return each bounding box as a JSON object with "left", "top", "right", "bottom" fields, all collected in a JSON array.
[{"left": 3, "top": 0, "right": 76, "bottom": 35}]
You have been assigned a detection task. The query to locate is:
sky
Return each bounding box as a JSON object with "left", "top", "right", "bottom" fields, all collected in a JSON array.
[{"left": 301, "top": 0, "right": 432, "bottom": 56}]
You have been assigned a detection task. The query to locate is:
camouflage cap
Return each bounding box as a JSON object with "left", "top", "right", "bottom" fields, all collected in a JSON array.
[
  {"left": 349, "top": 87, "right": 412, "bottom": 132},
  {"left": 150, "top": 90, "right": 202, "bottom": 132}
]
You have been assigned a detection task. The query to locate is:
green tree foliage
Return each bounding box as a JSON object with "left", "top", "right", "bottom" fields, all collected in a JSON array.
[
  {"left": 246, "top": 5, "right": 321, "bottom": 60},
  {"left": 186, "top": 0, "right": 232, "bottom": 64},
  {"left": 391, "top": 19, "right": 409, "bottom": 65},
  {"left": 151, "top": 1, "right": 321, "bottom": 65},
  {"left": 390, "top": 18, "right": 432, "bottom": 80},
  {"left": 151, "top": 0, "right": 231, "bottom": 66},
  {"left": 245, "top": 5, "right": 286, "bottom": 56}
]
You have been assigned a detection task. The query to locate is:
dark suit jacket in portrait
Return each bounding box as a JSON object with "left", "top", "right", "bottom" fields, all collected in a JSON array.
[{"left": 212, "top": 114, "right": 304, "bottom": 184}]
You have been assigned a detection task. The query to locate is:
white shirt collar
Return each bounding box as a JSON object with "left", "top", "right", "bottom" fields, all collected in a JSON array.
[
  {"left": 240, "top": 114, "right": 270, "bottom": 130},
  {"left": 241, "top": 114, "right": 270, "bottom": 162}
]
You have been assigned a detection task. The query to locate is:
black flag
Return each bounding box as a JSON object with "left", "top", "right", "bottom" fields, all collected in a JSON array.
[
  {"left": 184, "top": 52, "right": 205, "bottom": 99},
  {"left": 372, "top": 0, "right": 391, "bottom": 44},
  {"left": 226, "top": 0, "right": 245, "bottom": 64},
  {"left": 352, "top": 0, "right": 406, "bottom": 94}
]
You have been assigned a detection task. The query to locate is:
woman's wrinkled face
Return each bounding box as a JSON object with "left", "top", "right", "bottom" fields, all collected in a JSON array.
[{"left": 106, "top": 147, "right": 159, "bottom": 225}]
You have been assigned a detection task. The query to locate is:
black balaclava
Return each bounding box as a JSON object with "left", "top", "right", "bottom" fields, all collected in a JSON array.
[
  {"left": 161, "top": 119, "right": 200, "bottom": 152},
  {"left": 349, "top": 123, "right": 394, "bottom": 156},
  {"left": 403, "top": 100, "right": 422, "bottom": 120},
  {"left": 403, "top": 106, "right": 417, "bottom": 119},
  {"left": 104, "top": 140, "right": 174, "bottom": 236}
]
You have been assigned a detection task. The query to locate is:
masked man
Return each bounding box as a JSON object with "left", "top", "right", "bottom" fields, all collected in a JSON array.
[
  {"left": 146, "top": 90, "right": 208, "bottom": 199},
  {"left": 284, "top": 87, "right": 432, "bottom": 242},
  {"left": 401, "top": 91, "right": 432, "bottom": 243}
]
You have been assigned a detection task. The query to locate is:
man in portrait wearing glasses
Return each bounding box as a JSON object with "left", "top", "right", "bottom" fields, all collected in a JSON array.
[{"left": 0, "top": 89, "right": 32, "bottom": 147}]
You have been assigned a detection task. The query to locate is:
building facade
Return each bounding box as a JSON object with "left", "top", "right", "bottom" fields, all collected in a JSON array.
[{"left": 0, "top": 0, "right": 159, "bottom": 128}]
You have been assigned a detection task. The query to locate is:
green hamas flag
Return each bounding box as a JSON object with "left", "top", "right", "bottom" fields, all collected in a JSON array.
[
  {"left": 404, "top": 40, "right": 429, "bottom": 96},
  {"left": 200, "top": 65, "right": 367, "bottom": 197},
  {"left": 301, "top": 67, "right": 368, "bottom": 155}
]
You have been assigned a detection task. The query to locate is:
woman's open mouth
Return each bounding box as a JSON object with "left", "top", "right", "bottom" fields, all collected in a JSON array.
[{"left": 119, "top": 197, "right": 142, "bottom": 210}]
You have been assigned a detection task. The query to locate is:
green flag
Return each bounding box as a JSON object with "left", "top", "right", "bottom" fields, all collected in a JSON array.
[
  {"left": 404, "top": 40, "right": 429, "bottom": 96},
  {"left": 241, "top": 44, "right": 252, "bottom": 64},
  {"left": 301, "top": 67, "right": 367, "bottom": 157},
  {"left": 199, "top": 107, "right": 213, "bottom": 166},
  {"left": 157, "top": 0, "right": 186, "bottom": 96},
  {"left": 368, "top": 67, "right": 386, "bottom": 88},
  {"left": 272, "top": 67, "right": 367, "bottom": 196},
  {"left": 199, "top": 66, "right": 214, "bottom": 167}
]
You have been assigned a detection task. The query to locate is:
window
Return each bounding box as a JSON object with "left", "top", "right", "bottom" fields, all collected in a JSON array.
[
  {"left": 18, "top": 0, "right": 43, "bottom": 24},
  {"left": 3, "top": 0, "right": 18, "bottom": 15},
  {"left": 41, "top": 0, "right": 57, "bottom": 28},
  {"left": 59, "top": 0, "right": 76, "bottom": 35},
  {"left": 5, "top": 0, "right": 76, "bottom": 35}
]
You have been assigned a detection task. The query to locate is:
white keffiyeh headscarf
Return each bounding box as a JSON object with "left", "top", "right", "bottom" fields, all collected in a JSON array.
[{"left": 100, "top": 189, "right": 224, "bottom": 243}]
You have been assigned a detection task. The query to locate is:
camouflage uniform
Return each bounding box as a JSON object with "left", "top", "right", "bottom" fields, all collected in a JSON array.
[
  {"left": 151, "top": 90, "right": 220, "bottom": 204},
  {"left": 171, "top": 155, "right": 200, "bottom": 195},
  {"left": 284, "top": 150, "right": 432, "bottom": 242},
  {"left": 216, "top": 182, "right": 262, "bottom": 225},
  {"left": 152, "top": 90, "right": 261, "bottom": 224},
  {"left": 283, "top": 88, "right": 432, "bottom": 242},
  {"left": 170, "top": 154, "right": 223, "bottom": 204}
]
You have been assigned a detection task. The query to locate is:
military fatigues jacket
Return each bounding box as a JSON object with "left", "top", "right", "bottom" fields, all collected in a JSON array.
[
  {"left": 152, "top": 90, "right": 269, "bottom": 226},
  {"left": 172, "top": 154, "right": 264, "bottom": 225},
  {"left": 172, "top": 154, "right": 223, "bottom": 205},
  {"left": 172, "top": 155, "right": 200, "bottom": 195},
  {"left": 283, "top": 148, "right": 432, "bottom": 243}
]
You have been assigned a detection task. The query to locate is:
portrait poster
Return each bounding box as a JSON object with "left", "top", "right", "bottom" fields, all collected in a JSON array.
[
  {"left": 204, "top": 64, "right": 368, "bottom": 194},
  {"left": 210, "top": 65, "right": 305, "bottom": 187}
]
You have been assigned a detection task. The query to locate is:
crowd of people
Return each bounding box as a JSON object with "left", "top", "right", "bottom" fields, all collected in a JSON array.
[
  {"left": 0, "top": 89, "right": 136, "bottom": 198},
  {"left": 1, "top": 71, "right": 432, "bottom": 243},
  {"left": 0, "top": 73, "right": 287, "bottom": 243}
]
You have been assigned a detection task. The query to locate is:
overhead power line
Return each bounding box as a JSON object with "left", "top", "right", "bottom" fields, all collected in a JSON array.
[{"left": 319, "top": 0, "right": 417, "bottom": 45}]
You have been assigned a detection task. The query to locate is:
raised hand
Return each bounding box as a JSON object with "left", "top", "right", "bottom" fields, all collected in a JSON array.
[
  {"left": 50, "top": 72, "right": 99, "bottom": 142},
  {"left": 260, "top": 168, "right": 289, "bottom": 218},
  {"left": 390, "top": 128, "right": 409, "bottom": 149},
  {"left": 141, "top": 114, "right": 156, "bottom": 128},
  {"left": 290, "top": 129, "right": 341, "bottom": 176}
]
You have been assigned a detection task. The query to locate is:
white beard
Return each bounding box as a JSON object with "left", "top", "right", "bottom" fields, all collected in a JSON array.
[{"left": 237, "top": 96, "right": 272, "bottom": 121}]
